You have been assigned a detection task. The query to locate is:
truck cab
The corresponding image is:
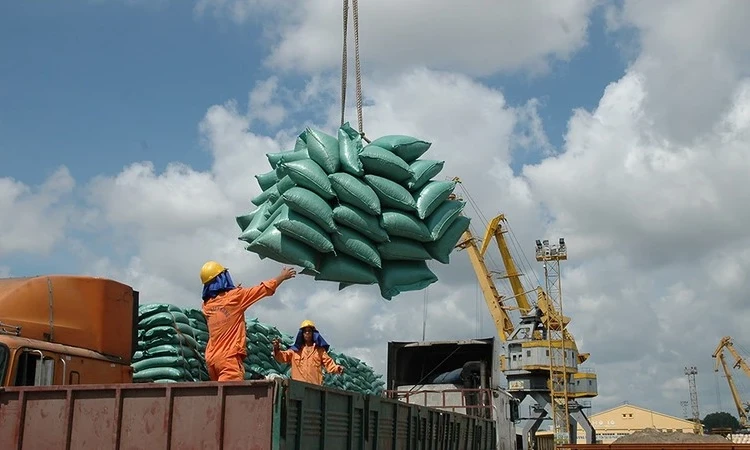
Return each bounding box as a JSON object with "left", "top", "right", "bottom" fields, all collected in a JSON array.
[{"left": 0, "top": 275, "right": 139, "bottom": 387}]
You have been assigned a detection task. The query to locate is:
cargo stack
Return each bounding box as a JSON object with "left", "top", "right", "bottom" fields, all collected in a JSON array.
[
  {"left": 323, "top": 350, "right": 385, "bottom": 395},
  {"left": 132, "top": 304, "right": 385, "bottom": 395},
  {"left": 132, "top": 304, "right": 210, "bottom": 383},
  {"left": 236, "top": 123, "right": 472, "bottom": 299}
]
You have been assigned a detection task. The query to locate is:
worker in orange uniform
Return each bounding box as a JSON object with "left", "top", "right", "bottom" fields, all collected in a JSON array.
[
  {"left": 272, "top": 320, "right": 344, "bottom": 385},
  {"left": 200, "top": 260, "right": 296, "bottom": 382}
]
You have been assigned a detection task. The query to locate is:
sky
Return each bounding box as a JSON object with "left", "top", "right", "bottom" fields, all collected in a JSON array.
[{"left": 3, "top": 0, "right": 750, "bottom": 425}]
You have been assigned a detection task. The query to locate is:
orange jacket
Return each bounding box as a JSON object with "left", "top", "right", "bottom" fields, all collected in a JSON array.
[
  {"left": 274, "top": 344, "right": 342, "bottom": 385},
  {"left": 202, "top": 278, "right": 278, "bottom": 363}
]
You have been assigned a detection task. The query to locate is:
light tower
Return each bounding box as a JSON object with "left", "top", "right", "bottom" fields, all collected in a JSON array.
[
  {"left": 536, "top": 237, "right": 570, "bottom": 446},
  {"left": 681, "top": 400, "right": 689, "bottom": 419},
  {"left": 685, "top": 366, "right": 701, "bottom": 434}
]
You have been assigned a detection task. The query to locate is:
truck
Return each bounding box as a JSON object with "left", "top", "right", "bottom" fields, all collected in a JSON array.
[
  {"left": 0, "top": 275, "right": 502, "bottom": 449},
  {"left": 384, "top": 338, "right": 517, "bottom": 450},
  {"left": 0, "top": 275, "right": 139, "bottom": 387}
]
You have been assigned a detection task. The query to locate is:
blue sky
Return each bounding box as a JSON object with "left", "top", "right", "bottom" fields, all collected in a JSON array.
[{"left": 1, "top": 1, "right": 628, "bottom": 186}]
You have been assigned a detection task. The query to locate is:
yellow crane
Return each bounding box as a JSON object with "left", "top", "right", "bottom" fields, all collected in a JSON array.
[
  {"left": 713, "top": 336, "right": 750, "bottom": 429},
  {"left": 451, "top": 180, "right": 597, "bottom": 449}
]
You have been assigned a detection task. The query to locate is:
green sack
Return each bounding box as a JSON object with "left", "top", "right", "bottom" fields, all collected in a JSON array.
[
  {"left": 143, "top": 327, "right": 201, "bottom": 351},
  {"left": 175, "top": 322, "right": 198, "bottom": 337},
  {"left": 133, "top": 351, "right": 144, "bottom": 362},
  {"left": 424, "top": 215, "right": 471, "bottom": 264},
  {"left": 132, "top": 355, "right": 188, "bottom": 373},
  {"left": 368, "top": 135, "right": 431, "bottom": 163},
  {"left": 238, "top": 202, "right": 272, "bottom": 243},
  {"left": 377, "top": 238, "right": 432, "bottom": 261},
  {"left": 407, "top": 160, "right": 445, "bottom": 191},
  {"left": 328, "top": 173, "right": 381, "bottom": 216},
  {"left": 338, "top": 122, "right": 364, "bottom": 176},
  {"left": 315, "top": 254, "right": 378, "bottom": 284},
  {"left": 251, "top": 184, "right": 280, "bottom": 206},
  {"left": 138, "top": 311, "right": 190, "bottom": 329},
  {"left": 133, "top": 366, "right": 192, "bottom": 382},
  {"left": 414, "top": 180, "right": 456, "bottom": 220},
  {"left": 294, "top": 132, "right": 308, "bottom": 152},
  {"left": 380, "top": 210, "right": 433, "bottom": 242},
  {"left": 266, "top": 148, "right": 310, "bottom": 169},
  {"left": 235, "top": 208, "right": 260, "bottom": 232},
  {"left": 364, "top": 175, "right": 417, "bottom": 212},
  {"left": 377, "top": 260, "right": 438, "bottom": 300},
  {"left": 255, "top": 169, "right": 279, "bottom": 191},
  {"left": 189, "top": 320, "right": 208, "bottom": 334},
  {"left": 272, "top": 205, "right": 335, "bottom": 253},
  {"left": 184, "top": 308, "right": 206, "bottom": 323},
  {"left": 278, "top": 159, "right": 336, "bottom": 200},
  {"left": 143, "top": 344, "right": 198, "bottom": 360},
  {"left": 359, "top": 145, "right": 414, "bottom": 183},
  {"left": 276, "top": 175, "right": 297, "bottom": 195},
  {"left": 332, "top": 204, "right": 389, "bottom": 243},
  {"left": 246, "top": 225, "right": 320, "bottom": 271},
  {"left": 281, "top": 187, "right": 337, "bottom": 233},
  {"left": 425, "top": 199, "right": 465, "bottom": 241},
  {"left": 331, "top": 226, "right": 382, "bottom": 268},
  {"left": 305, "top": 127, "right": 340, "bottom": 174},
  {"left": 139, "top": 303, "right": 183, "bottom": 319}
]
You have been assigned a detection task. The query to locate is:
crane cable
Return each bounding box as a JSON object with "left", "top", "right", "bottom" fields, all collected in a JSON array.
[{"left": 340, "top": 0, "right": 369, "bottom": 142}]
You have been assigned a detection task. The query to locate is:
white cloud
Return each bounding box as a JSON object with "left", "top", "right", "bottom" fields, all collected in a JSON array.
[
  {"left": 0, "top": 167, "right": 75, "bottom": 257},
  {"left": 607, "top": 0, "right": 750, "bottom": 143},
  {"left": 195, "top": 0, "right": 597, "bottom": 76}
]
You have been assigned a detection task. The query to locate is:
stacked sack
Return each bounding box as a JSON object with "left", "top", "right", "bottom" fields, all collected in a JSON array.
[
  {"left": 133, "top": 303, "right": 386, "bottom": 395},
  {"left": 133, "top": 304, "right": 210, "bottom": 383},
  {"left": 324, "top": 350, "right": 385, "bottom": 396},
  {"left": 236, "top": 123, "right": 472, "bottom": 300},
  {"left": 243, "top": 318, "right": 292, "bottom": 379}
]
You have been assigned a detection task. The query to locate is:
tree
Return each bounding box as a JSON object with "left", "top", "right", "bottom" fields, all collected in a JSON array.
[{"left": 702, "top": 412, "right": 740, "bottom": 432}]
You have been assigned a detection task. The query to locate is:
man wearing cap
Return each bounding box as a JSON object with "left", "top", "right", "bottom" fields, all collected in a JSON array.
[
  {"left": 272, "top": 320, "right": 344, "bottom": 385},
  {"left": 200, "top": 260, "right": 296, "bottom": 382}
]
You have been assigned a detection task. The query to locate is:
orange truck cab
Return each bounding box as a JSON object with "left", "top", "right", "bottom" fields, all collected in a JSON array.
[{"left": 0, "top": 275, "right": 139, "bottom": 387}]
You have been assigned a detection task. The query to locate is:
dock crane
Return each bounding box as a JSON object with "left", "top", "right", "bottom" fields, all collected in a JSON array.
[
  {"left": 451, "top": 181, "right": 597, "bottom": 450},
  {"left": 713, "top": 336, "right": 750, "bottom": 429}
]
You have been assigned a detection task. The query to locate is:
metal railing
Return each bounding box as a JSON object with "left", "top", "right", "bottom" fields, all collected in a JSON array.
[{"left": 384, "top": 387, "right": 496, "bottom": 419}]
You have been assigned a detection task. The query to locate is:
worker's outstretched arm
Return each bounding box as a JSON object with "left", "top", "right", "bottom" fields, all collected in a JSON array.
[
  {"left": 272, "top": 338, "right": 292, "bottom": 364},
  {"left": 321, "top": 350, "right": 344, "bottom": 375},
  {"left": 238, "top": 266, "right": 296, "bottom": 310}
]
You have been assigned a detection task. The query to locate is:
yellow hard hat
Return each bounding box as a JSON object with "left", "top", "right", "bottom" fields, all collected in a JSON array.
[
  {"left": 200, "top": 260, "right": 226, "bottom": 284},
  {"left": 300, "top": 319, "right": 316, "bottom": 330}
]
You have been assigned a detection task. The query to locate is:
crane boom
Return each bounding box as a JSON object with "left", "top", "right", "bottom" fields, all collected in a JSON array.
[
  {"left": 713, "top": 336, "right": 750, "bottom": 428},
  {"left": 456, "top": 227, "right": 517, "bottom": 341}
]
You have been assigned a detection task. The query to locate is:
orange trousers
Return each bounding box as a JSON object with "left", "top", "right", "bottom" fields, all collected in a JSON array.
[{"left": 207, "top": 355, "right": 245, "bottom": 382}]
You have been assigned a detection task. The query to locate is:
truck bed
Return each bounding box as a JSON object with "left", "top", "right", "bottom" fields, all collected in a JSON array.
[{"left": 0, "top": 379, "right": 497, "bottom": 450}]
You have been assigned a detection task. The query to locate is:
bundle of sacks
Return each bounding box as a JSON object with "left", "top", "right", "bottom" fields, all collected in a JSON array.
[
  {"left": 236, "top": 123, "right": 472, "bottom": 300},
  {"left": 133, "top": 304, "right": 210, "bottom": 382},
  {"left": 132, "top": 304, "right": 385, "bottom": 395}
]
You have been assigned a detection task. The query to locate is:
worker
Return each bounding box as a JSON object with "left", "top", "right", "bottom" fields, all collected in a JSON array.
[
  {"left": 272, "top": 320, "right": 344, "bottom": 385},
  {"left": 201, "top": 260, "right": 296, "bottom": 382}
]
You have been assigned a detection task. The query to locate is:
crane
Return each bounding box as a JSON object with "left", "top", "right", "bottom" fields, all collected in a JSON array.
[
  {"left": 450, "top": 180, "right": 597, "bottom": 450},
  {"left": 713, "top": 336, "right": 750, "bottom": 430}
]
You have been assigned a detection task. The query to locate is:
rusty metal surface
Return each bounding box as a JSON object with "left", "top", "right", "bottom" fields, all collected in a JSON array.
[
  {"left": 0, "top": 381, "right": 276, "bottom": 450},
  {"left": 0, "top": 379, "right": 498, "bottom": 450}
]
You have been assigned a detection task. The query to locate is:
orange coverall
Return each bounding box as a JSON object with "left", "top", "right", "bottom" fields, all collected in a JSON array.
[
  {"left": 202, "top": 278, "right": 278, "bottom": 381},
  {"left": 273, "top": 344, "right": 341, "bottom": 385}
]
